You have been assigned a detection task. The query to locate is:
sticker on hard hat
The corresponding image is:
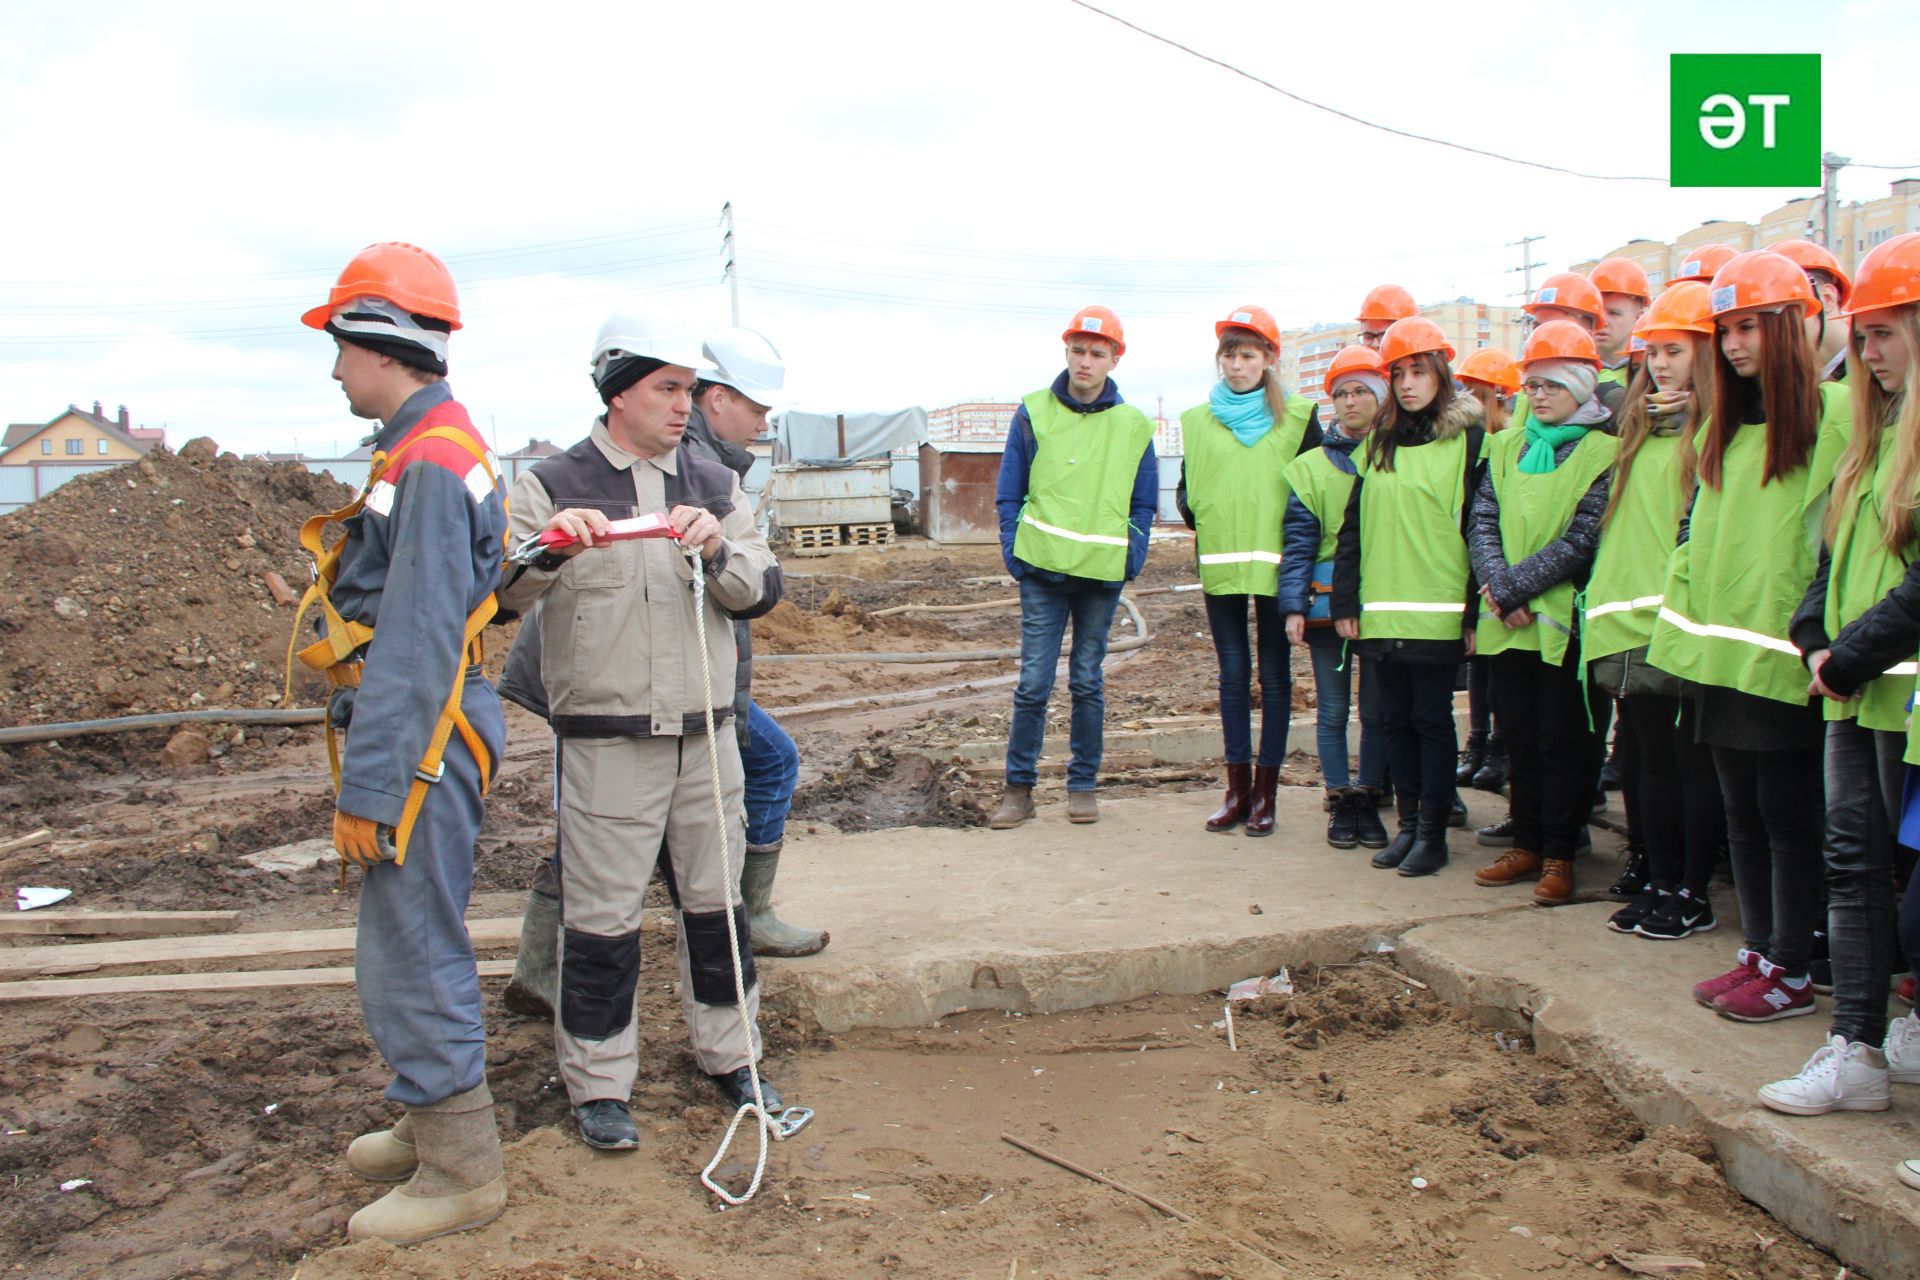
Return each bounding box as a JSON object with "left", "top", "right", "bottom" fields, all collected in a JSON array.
[
  {"left": 1630, "top": 337, "right": 1647, "bottom": 353},
  {"left": 1683, "top": 261, "right": 1702, "bottom": 277},
  {"left": 1710, "top": 286, "right": 1738, "bottom": 313},
  {"left": 1083, "top": 317, "right": 1103, "bottom": 332},
  {"left": 1536, "top": 287, "right": 1557, "bottom": 304},
  {"left": 1232, "top": 312, "right": 1253, "bottom": 324}
]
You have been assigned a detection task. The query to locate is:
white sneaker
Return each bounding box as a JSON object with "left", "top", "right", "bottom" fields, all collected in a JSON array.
[
  {"left": 1900, "top": 1158, "right": 1920, "bottom": 1191},
  {"left": 1885, "top": 1014, "right": 1920, "bottom": 1084},
  {"left": 1756, "top": 1034, "right": 1890, "bottom": 1115}
]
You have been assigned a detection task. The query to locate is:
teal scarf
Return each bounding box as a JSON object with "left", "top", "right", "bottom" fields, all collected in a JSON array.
[
  {"left": 1210, "top": 380, "right": 1274, "bottom": 447},
  {"left": 1517, "top": 410, "right": 1596, "bottom": 474}
]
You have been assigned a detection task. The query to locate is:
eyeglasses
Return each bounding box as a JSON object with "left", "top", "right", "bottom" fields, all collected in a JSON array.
[
  {"left": 1331, "top": 386, "right": 1374, "bottom": 401},
  {"left": 1521, "top": 380, "right": 1570, "bottom": 397}
]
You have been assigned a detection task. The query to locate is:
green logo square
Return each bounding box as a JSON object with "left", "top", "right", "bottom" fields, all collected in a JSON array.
[{"left": 1670, "top": 54, "right": 1821, "bottom": 187}]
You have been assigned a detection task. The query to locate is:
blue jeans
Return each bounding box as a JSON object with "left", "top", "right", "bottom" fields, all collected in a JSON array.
[
  {"left": 1307, "top": 631, "right": 1384, "bottom": 791},
  {"left": 1204, "top": 593, "right": 1289, "bottom": 767},
  {"left": 1006, "top": 576, "right": 1124, "bottom": 791},
  {"left": 740, "top": 700, "right": 800, "bottom": 848}
]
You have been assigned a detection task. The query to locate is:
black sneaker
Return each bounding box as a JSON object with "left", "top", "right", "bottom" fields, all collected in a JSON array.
[
  {"left": 574, "top": 1098, "right": 639, "bottom": 1150},
  {"left": 1449, "top": 792, "right": 1469, "bottom": 828},
  {"left": 1608, "top": 889, "right": 1662, "bottom": 935},
  {"left": 1634, "top": 887, "right": 1716, "bottom": 940},
  {"left": 1326, "top": 790, "right": 1360, "bottom": 849},
  {"left": 1477, "top": 815, "right": 1516, "bottom": 847},
  {"left": 709, "top": 1066, "right": 784, "bottom": 1112},
  {"left": 1352, "top": 795, "right": 1390, "bottom": 850},
  {"left": 1607, "top": 847, "right": 1650, "bottom": 899}
]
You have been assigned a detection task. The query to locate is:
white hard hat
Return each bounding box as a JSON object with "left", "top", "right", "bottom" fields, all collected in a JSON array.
[
  {"left": 590, "top": 302, "right": 712, "bottom": 384},
  {"left": 700, "top": 325, "right": 792, "bottom": 407}
]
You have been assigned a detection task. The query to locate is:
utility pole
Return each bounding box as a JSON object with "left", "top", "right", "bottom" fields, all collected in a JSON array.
[
  {"left": 719, "top": 201, "right": 739, "bottom": 325},
  {"left": 1820, "top": 153, "right": 1851, "bottom": 255},
  {"left": 1506, "top": 235, "right": 1545, "bottom": 303}
]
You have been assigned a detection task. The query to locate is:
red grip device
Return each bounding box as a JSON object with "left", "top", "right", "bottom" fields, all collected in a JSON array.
[{"left": 513, "top": 511, "right": 679, "bottom": 563}]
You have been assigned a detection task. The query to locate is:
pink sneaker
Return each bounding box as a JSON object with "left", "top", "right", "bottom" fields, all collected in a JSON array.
[
  {"left": 1693, "top": 949, "right": 1764, "bottom": 1008},
  {"left": 1714, "top": 959, "right": 1817, "bottom": 1023}
]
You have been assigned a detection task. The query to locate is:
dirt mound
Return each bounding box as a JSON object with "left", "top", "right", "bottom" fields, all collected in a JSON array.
[
  {"left": 753, "top": 596, "right": 955, "bottom": 654},
  {"left": 0, "top": 441, "right": 353, "bottom": 732}
]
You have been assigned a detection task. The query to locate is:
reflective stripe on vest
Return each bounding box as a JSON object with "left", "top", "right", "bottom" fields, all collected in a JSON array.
[
  {"left": 1654, "top": 605, "right": 1800, "bottom": 656},
  {"left": 1019, "top": 511, "right": 1128, "bottom": 546},
  {"left": 1365, "top": 600, "right": 1467, "bottom": 613},
  {"left": 1584, "top": 593, "right": 1664, "bottom": 619},
  {"left": 1198, "top": 549, "right": 1283, "bottom": 565}
]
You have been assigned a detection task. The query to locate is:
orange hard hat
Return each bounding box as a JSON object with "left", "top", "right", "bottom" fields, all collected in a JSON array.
[
  {"left": 1063, "top": 305, "right": 1125, "bottom": 355},
  {"left": 301, "top": 242, "right": 462, "bottom": 330},
  {"left": 1707, "top": 250, "right": 1818, "bottom": 318},
  {"left": 1455, "top": 347, "right": 1522, "bottom": 393},
  {"left": 1523, "top": 272, "right": 1604, "bottom": 324},
  {"left": 1632, "top": 280, "right": 1714, "bottom": 338},
  {"left": 1843, "top": 232, "right": 1920, "bottom": 317},
  {"left": 1588, "top": 257, "right": 1651, "bottom": 301},
  {"left": 1378, "top": 316, "right": 1455, "bottom": 367},
  {"left": 1324, "top": 344, "right": 1386, "bottom": 390},
  {"left": 1357, "top": 284, "right": 1417, "bottom": 326},
  {"left": 1671, "top": 243, "right": 1738, "bottom": 286},
  {"left": 1765, "top": 238, "right": 1854, "bottom": 308},
  {"left": 1215, "top": 304, "right": 1281, "bottom": 349},
  {"left": 1520, "top": 320, "right": 1601, "bottom": 369}
]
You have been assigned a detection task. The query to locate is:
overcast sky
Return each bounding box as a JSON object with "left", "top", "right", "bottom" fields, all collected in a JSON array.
[{"left": 3, "top": 1, "right": 1915, "bottom": 457}]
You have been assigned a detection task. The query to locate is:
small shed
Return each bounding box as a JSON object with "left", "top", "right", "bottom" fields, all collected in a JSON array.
[{"left": 918, "top": 440, "right": 1004, "bottom": 545}]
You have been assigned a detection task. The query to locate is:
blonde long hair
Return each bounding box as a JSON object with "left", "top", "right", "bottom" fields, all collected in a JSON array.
[
  {"left": 1830, "top": 304, "right": 1920, "bottom": 554},
  {"left": 1215, "top": 330, "right": 1287, "bottom": 425},
  {"left": 1603, "top": 336, "right": 1713, "bottom": 529}
]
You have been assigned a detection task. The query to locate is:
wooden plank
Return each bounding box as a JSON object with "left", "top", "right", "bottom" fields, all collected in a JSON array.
[
  {"left": 0, "top": 960, "right": 516, "bottom": 1002},
  {"left": 0, "top": 910, "right": 241, "bottom": 939},
  {"left": 0, "top": 828, "right": 54, "bottom": 856},
  {"left": 0, "top": 917, "right": 521, "bottom": 979}
]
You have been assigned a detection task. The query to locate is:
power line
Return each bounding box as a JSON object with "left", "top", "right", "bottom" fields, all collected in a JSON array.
[
  {"left": 1063, "top": 0, "right": 1664, "bottom": 184},
  {"left": 1843, "top": 160, "right": 1920, "bottom": 171}
]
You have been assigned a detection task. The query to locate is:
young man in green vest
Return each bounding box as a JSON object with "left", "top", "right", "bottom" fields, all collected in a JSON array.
[{"left": 989, "top": 306, "right": 1159, "bottom": 828}]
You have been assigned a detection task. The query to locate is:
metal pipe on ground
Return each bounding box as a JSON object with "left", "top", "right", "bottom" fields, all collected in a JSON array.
[
  {"left": 866, "top": 582, "right": 1201, "bottom": 619},
  {"left": 756, "top": 595, "right": 1151, "bottom": 665},
  {"left": 0, "top": 707, "right": 326, "bottom": 747}
]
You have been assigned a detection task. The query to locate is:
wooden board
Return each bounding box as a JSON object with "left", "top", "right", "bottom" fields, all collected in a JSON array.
[
  {"left": 0, "top": 960, "right": 516, "bottom": 1002},
  {"left": 0, "top": 828, "right": 54, "bottom": 856},
  {"left": 0, "top": 917, "right": 521, "bottom": 979},
  {"left": 0, "top": 910, "right": 241, "bottom": 939}
]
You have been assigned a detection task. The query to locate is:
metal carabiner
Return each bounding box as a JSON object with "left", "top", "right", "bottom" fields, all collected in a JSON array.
[{"left": 769, "top": 1106, "right": 814, "bottom": 1139}]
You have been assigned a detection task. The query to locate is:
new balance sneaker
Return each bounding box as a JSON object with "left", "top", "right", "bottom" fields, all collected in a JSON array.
[
  {"left": 1636, "top": 888, "right": 1716, "bottom": 941},
  {"left": 1756, "top": 1035, "right": 1890, "bottom": 1115},
  {"left": 1607, "top": 889, "right": 1663, "bottom": 935},
  {"left": 1885, "top": 1013, "right": 1920, "bottom": 1085},
  {"left": 1714, "top": 959, "right": 1817, "bottom": 1023},
  {"left": 1693, "top": 949, "right": 1765, "bottom": 1007}
]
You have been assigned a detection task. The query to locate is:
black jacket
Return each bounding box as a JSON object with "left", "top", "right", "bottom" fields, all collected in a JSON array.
[{"left": 1791, "top": 544, "right": 1920, "bottom": 699}]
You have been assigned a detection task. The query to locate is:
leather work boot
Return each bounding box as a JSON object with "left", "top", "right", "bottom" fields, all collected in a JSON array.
[
  {"left": 1397, "top": 804, "right": 1451, "bottom": 877},
  {"left": 347, "top": 1082, "right": 506, "bottom": 1246},
  {"left": 1206, "top": 763, "right": 1252, "bottom": 832},
  {"left": 1066, "top": 790, "right": 1099, "bottom": 824},
  {"left": 1475, "top": 848, "right": 1543, "bottom": 887},
  {"left": 741, "top": 841, "right": 828, "bottom": 958},
  {"left": 1244, "top": 765, "right": 1280, "bottom": 837},
  {"left": 1471, "top": 740, "right": 1511, "bottom": 792},
  {"left": 987, "top": 784, "right": 1035, "bottom": 830},
  {"left": 710, "top": 1066, "right": 785, "bottom": 1112},
  {"left": 1455, "top": 736, "right": 1487, "bottom": 787},
  {"left": 347, "top": 1112, "right": 417, "bottom": 1182},
  {"left": 501, "top": 885, "right": 559, "bottom": 1020},
  {"left": 1371, "top": 792, "right": 1420, "bottom": 870},
  {"left": 1534, "top": 858, "right": 1576, "bottom": 906}
]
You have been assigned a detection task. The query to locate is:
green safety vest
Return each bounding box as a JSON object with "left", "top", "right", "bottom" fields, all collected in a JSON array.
[
  {"left": 1475, "top": 428, "right": 1619, "bottom": 666},
  {"left": 1180, "top": 396, "right": 1313, "bottom": 596},
  {"left": 1648, "top": 411, "right": 1844, "bottom": 705},
  {"left": 1582, "top": 427, "right": 1692, "bottom": 664},
  {"left": 1284, "top": 441, "right": 1359, "bottom": 563},
  {"left": 1011, "top": 388, "right": 1155, "bottom": 581},
  {"left": 1598, "top": 363, "right": 1632, "bottom": 390},
  {"left": 1354, "top": 434, "right": 1473, "bottom": 641},
  {"left": 1824, "top": 426, "right": 1918, "bottom": 730}
]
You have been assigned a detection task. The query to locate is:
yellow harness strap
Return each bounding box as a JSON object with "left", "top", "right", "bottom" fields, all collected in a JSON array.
[{"left": 284, "top": 424, "right": 504, "bottom": 866}]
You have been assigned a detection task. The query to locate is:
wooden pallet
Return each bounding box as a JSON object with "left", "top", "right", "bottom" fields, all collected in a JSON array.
[
  {"left": 788, "top": 524, "right": 843, "bottom": 553},
  {"left": 845, "top": 522, "right": 893, "bottom": 546}
]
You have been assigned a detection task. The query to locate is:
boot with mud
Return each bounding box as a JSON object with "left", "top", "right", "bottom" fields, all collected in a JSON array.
[
  {"left": 501, "top": 882, "right": 559, "bottom": 1020},
  {"left": 987, "top": 784, "right": 1035, "bottom": 830},
  {"left": 347, "top": 1082, "right": 506, "bottom": 1246},
  {"left": 742, "top": 840, "right": 828, "bottom": 958},
  {"left": 347, "top": 1112, "right": 417, "bottom": 1182},
  {"left": 1066, "top": 789, "right": 1099, "bottom": 824},
  {"left": 1205, "top": 762, "right": 1251, "bottom": 832}
]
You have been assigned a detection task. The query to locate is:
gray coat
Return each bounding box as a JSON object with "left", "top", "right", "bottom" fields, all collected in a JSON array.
[{"left": 682, "top": 406, "right": 760, "bottom": 744}]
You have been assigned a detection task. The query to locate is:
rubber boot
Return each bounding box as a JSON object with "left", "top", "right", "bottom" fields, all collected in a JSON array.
[
  {"left": 987, "top": 784, "right": 1035, "bottom": 830},
  {"left": 347, "top": 1082, "right": 506, "bottom": 1246},
  {"left": 347, "top": 1112, "right": 416, "bottom": 1182},
  {"left": 742, "top": 842, "right": 828, "bottom": 958},
  {"left": 1371, "top": 792, "right": 1420, "bottom": 869},
  {"left": 1206, "top": 763, "right": 1252, "bottom": 832},
  {"left": 1245, "top": 765, "right": 1280, "bottom": 837},
  {"left": 1397, "top": 804, "right": 1451, "bottom": 878},
  {"left": 501, "top": 886, "right": 559, "bottom": 1020}
]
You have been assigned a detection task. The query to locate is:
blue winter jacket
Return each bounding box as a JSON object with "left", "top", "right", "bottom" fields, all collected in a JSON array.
[
  {"left": 1277, "top": 426, "right": 1363, "bottom": 617},
  {"left": 995, "top": 371, "right": 1159, "bottom": 584}
]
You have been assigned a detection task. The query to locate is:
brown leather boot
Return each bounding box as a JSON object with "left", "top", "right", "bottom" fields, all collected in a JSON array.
[
  {"left": 1534, "top": 858, "right": 1575, "bottom": 906},
  {"left": 1245, "top": 765, "right": 1281, "bottom": 837},
  {"left": 987, "top": 784, "right": 1035, "bottom": 830},
  {"left": 1474, "top": 848, "right": 1543, "bottom": 887},
  {"left": 1205, "top": 763, "right": 1252, "bottom": 832}
]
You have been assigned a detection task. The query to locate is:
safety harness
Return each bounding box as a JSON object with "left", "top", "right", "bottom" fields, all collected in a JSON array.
[{"left": 284, "top": 415, "right": 502, "bottom": 866}]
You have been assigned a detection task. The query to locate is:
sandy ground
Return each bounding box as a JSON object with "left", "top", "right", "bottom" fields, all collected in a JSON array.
[{"left": 0, "top": 538, "right": 1855, "bottom": 1279}]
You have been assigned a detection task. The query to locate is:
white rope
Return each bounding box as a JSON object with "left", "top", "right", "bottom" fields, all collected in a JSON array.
[{"left": 684, "top": 545, "right": 786, "bottom": 1206}]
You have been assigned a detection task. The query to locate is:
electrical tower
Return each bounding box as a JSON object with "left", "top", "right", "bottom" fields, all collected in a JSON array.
[
  {"left": 719, "top": 201, "right": 739, "bottom": 325},
  {"left": 1506, "top": 235, "right": 1545, "bottom": 304}
]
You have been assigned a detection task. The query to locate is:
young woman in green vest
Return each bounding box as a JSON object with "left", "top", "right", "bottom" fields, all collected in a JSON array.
[
  {"left": 1647, "top": 250, "right": 1853, "bottom": 1024},
  {"left": 1281, "top": 344, "right": 1390, "bottom": 851},
  {"left": 1176, "top": 305, "right": 1321, "bottom": 835},
  {"left": 1466, "top": 321, "right": 1620, "bottom": 907},
  {"left": 1762, "top": 233, "right": 1920, "bottom": 1116},
  {"left": 1582, "top": 282, "right": 1727, "bottom": 940},
  {"left": 1330, "top": 316, "right": 1486, "bottom": 877},
  {"left": 1453, "top": 348, "right": 1520, "bottom": 797}
]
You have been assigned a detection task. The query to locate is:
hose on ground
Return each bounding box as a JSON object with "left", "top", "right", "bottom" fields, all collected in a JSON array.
[
  {"left": 756, "top": 594, "right": 1150, "bottom": 665},
  {"left": 0, "top": 706, "right": 326, "bottom": 747}
]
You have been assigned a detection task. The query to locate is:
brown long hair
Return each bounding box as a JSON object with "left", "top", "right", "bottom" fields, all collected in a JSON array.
[
  {"left": 1698, "top": 307, "right": 1821, "bottom": 489},
  {"left": 1603, "top": 337, "right": 1713, "bottom": 528},
  {"left": 1365, "top": 351, "right": 1455, "bottom": 473},
  {"left": 1215, "top": 329, "right": 1287, "bottom": 425},
  {"left": 1467, "top": 383, "right": 1509, "bottom": 434},
  {"left": 1830, "top": 304, "right": 1920, "bottom": 553}
]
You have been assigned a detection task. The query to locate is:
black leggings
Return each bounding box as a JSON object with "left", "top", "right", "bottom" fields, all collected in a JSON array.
[
  {"left": 1467, "top": 657, "right": 1492, "bottom": 744},
  {"left": 1369, "top": 656, "right": 1457, "bottom": 810},
  {"left": 1489, "top": 649, "right": 1605, "bottom": 859},
  {"left": 1713, "top": 744, "right": 1825, "bottom": 976},
  {"left": 1617, "top": 692, "right": 1725, "bottom": 895}
]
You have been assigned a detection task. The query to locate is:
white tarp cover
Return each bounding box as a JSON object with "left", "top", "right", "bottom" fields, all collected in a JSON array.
[{"left": 771, "top": 407, "right": 928, "bottom": 464}]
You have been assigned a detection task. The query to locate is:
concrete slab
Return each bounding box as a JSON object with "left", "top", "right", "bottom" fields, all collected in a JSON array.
[{"left": 1396, "top": 905, "right": 1920, "bottom": 1280}]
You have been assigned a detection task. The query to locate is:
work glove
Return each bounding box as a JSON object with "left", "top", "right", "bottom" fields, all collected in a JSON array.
[{"left": 333, "top": 809, "right": 385, "bottom": 869}]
